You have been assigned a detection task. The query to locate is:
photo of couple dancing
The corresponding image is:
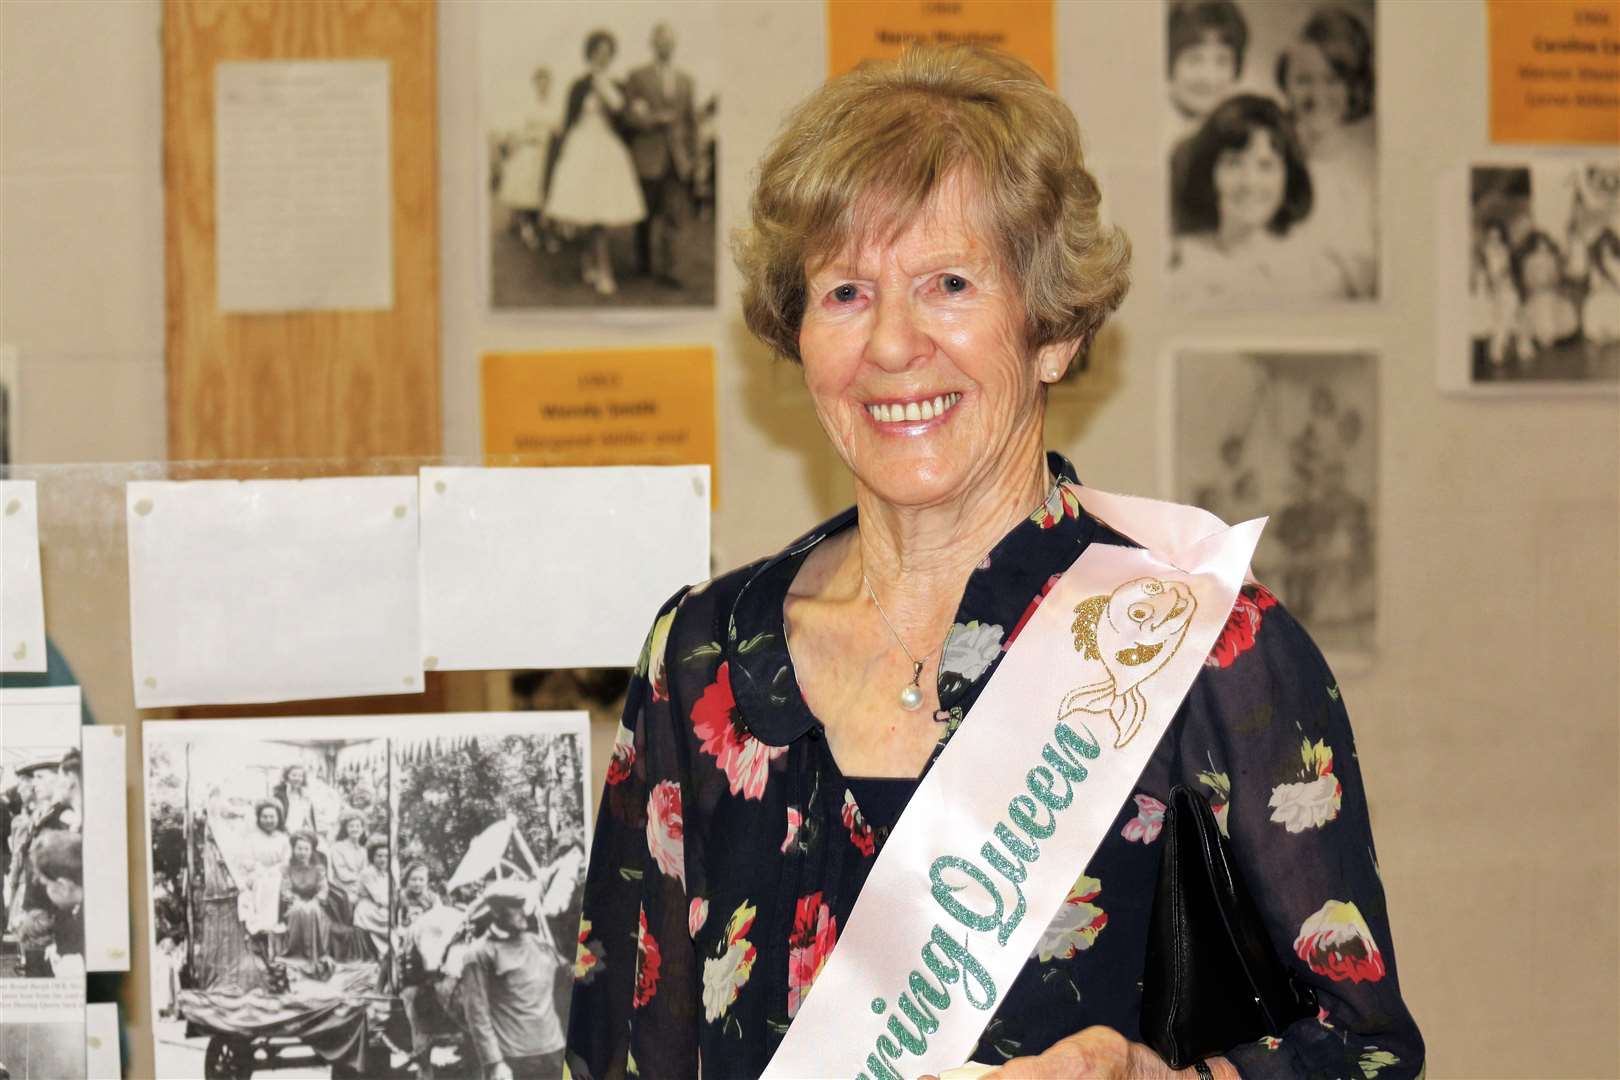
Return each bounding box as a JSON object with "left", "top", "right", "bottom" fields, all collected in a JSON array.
[
  {"left": 146, "top": 723, "right": 589, "bottom": 1079},
  {"left": 1165, "top": 0, "right": 1378, "bottom": 309},
  {"left": 488, "top": 14, "right": 718, "bottom": 308}
]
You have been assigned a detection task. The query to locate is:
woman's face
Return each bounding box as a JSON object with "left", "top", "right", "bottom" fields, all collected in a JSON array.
[
  {"left": 1169, "top": 35, "right": 1238, "bottom": 119},
  {"left": 257, "top": 806, "right": 280, "bottom": 833},
  {"left": 286, "top": 767, "right": 305, "bottom": 789},
  {"left": 292, "top": 838, "right": 314, "bottom": 863},
  {"left": 344, "top": 818, "right": 364, "bottom": 842},
  {"left": 371, "top": 847, "right": 389, "bottom": 871},
  {"left": 798, "top": 175, "right": 1067, "bottom": 512},
  {"left": 588, "top": 39, "right": 613, "bottom": 71},
  {"left": 405, "top": 868, "right": 428, "bottom": 894},
  {"left": 1213, "top": 129, "right": 1286, "bottom": 237},
  {"left": 1281, "top": 43, "right": 1350, "bottom": 150},
  {"left": 350, "top": 788, "right": 371, "bottom": 809}
]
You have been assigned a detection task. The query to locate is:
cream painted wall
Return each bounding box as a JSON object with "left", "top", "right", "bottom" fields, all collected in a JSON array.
[{"left": 1, "top": 1, "right": 1615, "bottom": 1076}]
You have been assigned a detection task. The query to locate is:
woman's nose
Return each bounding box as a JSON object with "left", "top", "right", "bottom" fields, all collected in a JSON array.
[{"left": 863, "top": 294, "right": 929, "bottom": 371}]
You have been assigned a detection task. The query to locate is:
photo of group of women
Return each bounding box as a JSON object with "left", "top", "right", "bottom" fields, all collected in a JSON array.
[
  {"left": 144, "top": 713, "right": 589, "bottom": 1079},
  {"left": 1174, "top": 348, "right": 1378, "bottom": 659},
  {"left": 1466, "top": 160, "right": 1620, "bottom": 387},
  {"left": 482, "top": 0, "right": 719, "bottom": 310},
  {"left": 1164, "top": 0, "right": 1378, "bottom": 309}
]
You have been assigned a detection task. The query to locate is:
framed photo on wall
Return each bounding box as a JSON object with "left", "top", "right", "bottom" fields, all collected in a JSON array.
[
  {"left": 479, "top": 0, "right": 719, "bottom": 311},
  {"left": 1437, "top": 158, "right": 1620, "bottom": 395},
  {"left": 1170, "top": 346, "right": 1379, "bottom": 663},
  {"left": 1163, "top": 0, "right": 1379, "bottom": 312}
]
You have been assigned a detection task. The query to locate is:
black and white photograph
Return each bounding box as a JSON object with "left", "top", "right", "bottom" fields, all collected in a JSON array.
[
  {"left": 144, "top": 712, "right": 590, "bottom": 1080},
  {"left": 1461, "top": 160, "right": 1620, "bottom": 390},
  {"left": 481, "top": 0, "right": 719, "bottom": 310},
  {"left": 1173, "top": 348, "right": 1378, "bottom": 659},
  {"left": 0, "top": 1021, "right": 87, "bottom": 1080},
  {"left": 1165, "top": 0, "right": 1378, "bottom": 310},
  {"left": 2, "top": 744, "right": 84, "bottom": 983},
  {"left": 0, "top": 345, "right": 16, "bottom": 467}
]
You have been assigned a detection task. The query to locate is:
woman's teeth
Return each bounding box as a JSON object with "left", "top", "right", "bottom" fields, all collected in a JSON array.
[{"left": 865, "top": 393, "right": 961, "bottom": 423}]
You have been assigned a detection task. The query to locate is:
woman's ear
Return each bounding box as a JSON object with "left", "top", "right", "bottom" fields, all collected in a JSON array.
[{"left": 1035, "top": 338, "right": 1082, "bottom": 384}]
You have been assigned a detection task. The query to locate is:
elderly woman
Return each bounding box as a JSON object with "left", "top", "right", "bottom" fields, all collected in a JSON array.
[{"left": 567, "top": 46, "right": 1421, "bottom": 1080}]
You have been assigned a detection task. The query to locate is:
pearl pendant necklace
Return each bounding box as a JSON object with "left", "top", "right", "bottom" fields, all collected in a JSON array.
[{"left": 863, "top": 574, "right": 940, "bottom": 712}]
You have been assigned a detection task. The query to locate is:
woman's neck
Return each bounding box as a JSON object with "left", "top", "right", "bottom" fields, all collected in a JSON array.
[
  {"left": 847, "top": 449, "right": 1052, "bottom": 644},
  {"left": 1215, "top": 220, "right": 1263, "bottom": 253}
]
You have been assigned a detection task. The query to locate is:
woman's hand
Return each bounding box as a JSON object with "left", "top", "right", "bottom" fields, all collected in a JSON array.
[{"left": 970, "top": 1027, "right": 1232, "bottom": 1079}]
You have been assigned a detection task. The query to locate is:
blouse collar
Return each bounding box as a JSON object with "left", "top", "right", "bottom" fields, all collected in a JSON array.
[{"left": 725, "top": 451, "right": 1099, "bottom": 747}]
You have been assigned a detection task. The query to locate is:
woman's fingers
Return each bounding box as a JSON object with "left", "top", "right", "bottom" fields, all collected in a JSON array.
[{"left": 980, "top": 1026, "right": 1133, "bottom": 1079}]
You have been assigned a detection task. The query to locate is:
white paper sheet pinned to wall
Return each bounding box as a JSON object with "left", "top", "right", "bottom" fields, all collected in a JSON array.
[
  {"left": 0, "top": 479, "right": 47, "bottom": 672},
  {"left": 125, "top": 477, "right": 422, "bottom": 708},
  {"left": 85, "top": 1003, "right": 119, "bottom": 1078},
  {"left": 419, "top": 466, "right": 710, "bottom": 671},
  {"left": 215, "top": 59, "right": 393, "bottom": 313},
  {"left": 81, "top": 726, "right": 130, "bottom": 972}
]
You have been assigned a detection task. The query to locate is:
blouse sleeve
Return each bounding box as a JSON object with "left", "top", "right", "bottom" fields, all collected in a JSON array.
[
  {"left": 1177, "top": 591, "right": 1424, "bottom": 1079},
  {"left": 567, "top": 588, "right": 697, "bottom": 1080}
]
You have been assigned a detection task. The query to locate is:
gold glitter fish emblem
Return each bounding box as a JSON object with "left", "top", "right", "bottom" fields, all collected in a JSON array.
[{"left": 1061, "top": 576, "right": 1197, "bottom": 748}]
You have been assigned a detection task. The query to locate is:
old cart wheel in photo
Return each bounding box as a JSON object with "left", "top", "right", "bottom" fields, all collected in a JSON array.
[{"left": 203, "top": 1035, "right": 255, "bottom": 1079}]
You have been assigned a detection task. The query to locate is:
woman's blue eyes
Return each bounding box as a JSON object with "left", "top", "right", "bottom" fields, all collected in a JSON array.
[{"left": 828, "top": 275, "right": 969, "bottom": 303}]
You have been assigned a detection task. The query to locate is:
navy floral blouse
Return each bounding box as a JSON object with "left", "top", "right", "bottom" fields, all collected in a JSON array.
[{"left": 566, "top": 454, "right": 1423, "bottom": 1079}]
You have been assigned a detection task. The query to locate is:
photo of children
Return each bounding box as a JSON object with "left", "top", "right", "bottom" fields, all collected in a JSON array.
[{"left": 1467, "top": 161, "right": 1620, "bottom": 387}]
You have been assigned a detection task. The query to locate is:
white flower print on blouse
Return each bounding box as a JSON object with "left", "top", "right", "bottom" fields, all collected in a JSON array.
[
  {"left": 940, "top": 620, "right": 1005, "bottom": 682},
  {"left": 1268, "top": 738, "right": 1342, "bottom": 833},
  {"left": 645, "top": 780, "right": 686, "bottom": 888}
]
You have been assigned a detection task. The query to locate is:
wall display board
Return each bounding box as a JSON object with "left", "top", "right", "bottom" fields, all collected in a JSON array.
[
  {"left": 1438, "top": 158, "right": 1619, "bottom": 394},
  {"left": 480, "top": 0, "right": 720, "bottom": 310},
  {"left": 144, "top": 711, "right": 590, "bottom": 1080},
  {"left": 0, "top": 687, "right": 87, "bottom": 1080},
  {"left": 827, "top": 0, "right": 1055, "bottom": 86},
  {"left": 163, "top": 0, "right": 439, "bottom": 462},
  {"left": 125, "top": 477, "right": 424, "bottom": 708},
  {"left": 0, "top": 480, "right": 46, "bottom": 672},
  {"left": 1164, "top": 0, "right": 1379, "bottom": 311},
  {"left": 419, "top": 465, "right": 711, "bottom": 672},
  {"left": 1488, "top": 0, "right": 1620, "bottom": 146},
  {"left": 1171, "top": 347, "right": 1378, "bottom": 662},
  {"left": 482, "top": 347, "right": 717, "bottom": 499}
]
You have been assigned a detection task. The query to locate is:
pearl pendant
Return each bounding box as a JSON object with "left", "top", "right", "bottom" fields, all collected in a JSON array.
[{"left": 899, "top": 684, "right": 924, "bottom": 711}]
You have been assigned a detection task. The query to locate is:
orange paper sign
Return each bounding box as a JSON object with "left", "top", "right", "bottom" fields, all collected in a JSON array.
[
  {"left": 482, "top": 348, "right": 717, "bottom": 503},
  {"left": 827, "top": 0, "right": 1055, "bottom": 86},
  {"left": 1489, "top": 0, "right": 1620, "bottom": 145}
]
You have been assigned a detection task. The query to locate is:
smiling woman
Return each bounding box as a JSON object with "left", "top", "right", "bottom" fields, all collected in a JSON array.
[{"left": 566, "top": 43, "right": 1422, "bottom": 1080}]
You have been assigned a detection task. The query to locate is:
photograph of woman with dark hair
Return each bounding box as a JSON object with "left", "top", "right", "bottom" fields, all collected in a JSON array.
[
  {"left": 279, "top": 830, "right": 332, "bottom": 962},
  {"left": 1170, "top": 94, "right": 1350, "bottom": 306},
  {"left": 545, "top": 29, "right": 647, "bottom": 296},
  {"left": 1166, "top": 0, "right": 1250, "bottom": 235}
]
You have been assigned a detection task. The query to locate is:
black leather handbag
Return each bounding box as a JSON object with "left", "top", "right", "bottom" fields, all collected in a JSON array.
[{"left": 1139, "top": 785, "right": 1318, "bottom": 1069}]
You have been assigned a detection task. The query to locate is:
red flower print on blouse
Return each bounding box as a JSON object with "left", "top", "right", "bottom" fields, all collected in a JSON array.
[
  {"left": 1205, "top": 584, "right": 1279, "bottom": 669},
  {"left": 692, "top": 661, "right": 786, "bottom": 800},
  {"left": 633, "top": 906, "right": 662, "bottom": 1007},
  {"left": 605, "top": 721, "right": 635, "bottom": 787},
  {"left": 1293, "top": 899, "right": 1386, "bottom": 984},
  {"left": 645, "top": 780, "right": 686, "bottom": 889},
  {"left": 841, "top": 790, "right": 875, "bottom": 856},
  {"left": 787, "top": 891, "right": 839, "bottom": 1018},
  {"left": 1121, "top": 793, "right": 1165, "bottom": 843},
  {"left": 1005, "top": 573, "right": 1063, "bottom": 650}
]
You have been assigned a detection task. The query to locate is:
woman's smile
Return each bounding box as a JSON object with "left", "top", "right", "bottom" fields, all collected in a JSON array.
[{"left": 862, "top": 392, "right": 963, "bottom": 426}]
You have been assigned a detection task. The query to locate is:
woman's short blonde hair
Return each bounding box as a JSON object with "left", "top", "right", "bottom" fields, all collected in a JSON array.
[{"left": 736, "top": 45, "right": 1130, "bottom": 365}]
